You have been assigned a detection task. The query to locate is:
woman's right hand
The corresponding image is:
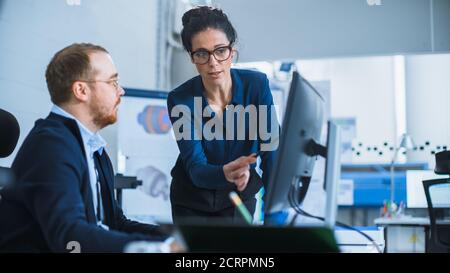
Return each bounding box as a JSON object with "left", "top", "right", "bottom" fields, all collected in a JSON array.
[{"left": 223, "top": 155, "right": 257, "bottom": 192}]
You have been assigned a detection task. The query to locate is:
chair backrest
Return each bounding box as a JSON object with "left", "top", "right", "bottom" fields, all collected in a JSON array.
[
  {"left": 0, "top": 108, "right": 20, "bottom": 188},
  {"left": 435, "top": 151, "right": 450, "bottom": 175},
  {"left": 422, "top": 178, "right": 450, "bottom": 253},
  {"left": 0, "top": 108, "right": 20, "bottom": 159}
]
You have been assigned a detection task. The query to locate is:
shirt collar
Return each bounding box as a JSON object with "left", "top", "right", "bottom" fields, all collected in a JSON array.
[{"left": 51, "top": 105, "right": 107, "bottom": 155}]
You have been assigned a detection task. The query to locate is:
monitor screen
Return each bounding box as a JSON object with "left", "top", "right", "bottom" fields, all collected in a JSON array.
[
  {"left": 406, "top": 170, "right": 448, "bottom": 208},
  {"left": 427, "top": 181, "right": 450, "bottom": 208},
  {"left": 264, "top": 71, "right": 325, "bottom": 216}
]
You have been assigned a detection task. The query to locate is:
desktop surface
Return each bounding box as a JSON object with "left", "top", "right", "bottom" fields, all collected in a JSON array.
[
  {"left": 374, "top": 216, "right": 430, "bottom": 226},
  {"left": 174, "top": 224, "right": 339, "bottom": 253}
]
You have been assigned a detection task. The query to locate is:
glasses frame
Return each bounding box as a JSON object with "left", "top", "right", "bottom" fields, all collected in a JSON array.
[
  {"left": 79, "top": 78, "right": 121, "bottom": 91},
  {"left": 190, "top": 44, "right": 234, "bottom": 65}
]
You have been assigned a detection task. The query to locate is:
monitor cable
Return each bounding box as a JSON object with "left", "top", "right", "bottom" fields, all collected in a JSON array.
[{"left": 287, "top": 182, "right": 383, "bottom": 253}]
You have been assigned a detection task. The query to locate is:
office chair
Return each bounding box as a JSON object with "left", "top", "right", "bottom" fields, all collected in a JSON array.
[
  {"left": 0, "top": 108, "right": 20, "bottom": 187},
  {"left": 422, "top": 151, "right": 450, "bottom": 253}
]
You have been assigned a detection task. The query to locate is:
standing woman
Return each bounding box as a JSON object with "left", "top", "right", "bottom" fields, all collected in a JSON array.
[{"left": 167, "top": 6, "right": 279, "bottom": 224}]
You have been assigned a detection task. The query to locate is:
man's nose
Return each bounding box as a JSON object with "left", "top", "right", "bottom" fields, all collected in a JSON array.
[{"left": 118, "top": 86, "right": 125, "bottom": 96}]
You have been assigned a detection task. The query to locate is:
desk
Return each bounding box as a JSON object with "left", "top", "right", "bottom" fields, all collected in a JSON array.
[{"left": 375, "top": 216, "right": 430, "bottom": 253}]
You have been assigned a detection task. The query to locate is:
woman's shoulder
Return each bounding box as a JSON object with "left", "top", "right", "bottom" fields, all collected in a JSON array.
[
  {"left": 168, "top": 75, "right": 201, "bottom": 102},
  {"left": 232, "top": 69, "right": 271, "bottom": 101},
  {"left": 232, "top": 68, "right": 268, "bottom": 83}
]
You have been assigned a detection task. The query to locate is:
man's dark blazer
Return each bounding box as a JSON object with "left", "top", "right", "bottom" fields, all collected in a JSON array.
[{"left": 0, "top": 113, "right": 166, "bottom": 252}]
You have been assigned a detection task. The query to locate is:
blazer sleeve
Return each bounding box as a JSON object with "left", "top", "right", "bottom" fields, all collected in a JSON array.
[
  {"left": 114, "top": 203, "right": 169, "bottom": 238},
  {"left": 17, "top": 133, "right": 158, "bottom": 253},
  {"left": 167, "top": 92, "right": 230, "bottom": 190}
]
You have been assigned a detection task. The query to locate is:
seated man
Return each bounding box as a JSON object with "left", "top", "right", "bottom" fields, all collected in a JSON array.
[{"left": 0, "top": 43, "right": 169, "bottom": 252}]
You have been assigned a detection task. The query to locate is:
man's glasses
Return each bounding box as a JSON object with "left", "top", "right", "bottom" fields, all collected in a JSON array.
[
  {"left": 80, "top": 79, "right": 121, "bottom": 90},
  {"left": 190, "top": 44, "right": 233, "bottom": 65}
]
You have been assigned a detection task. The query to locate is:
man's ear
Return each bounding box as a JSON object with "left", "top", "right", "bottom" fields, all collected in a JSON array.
[{"left": 71, "top": 81, "right": 90, "bottom": 102}]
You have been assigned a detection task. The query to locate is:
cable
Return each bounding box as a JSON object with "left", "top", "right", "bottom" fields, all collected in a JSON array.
[
  {"left": 335, "top": 221, "right": 383, "bottom": 254},
  {"left": 287, "top": 183, "right": 383, "bottom": 253}
]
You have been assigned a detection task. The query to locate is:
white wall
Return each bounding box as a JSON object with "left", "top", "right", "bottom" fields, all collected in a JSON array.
[
  {"left": 331, "top": 57, "right": 397, "bottom": 161},
  {"left": 0, "top": 0, "right": 161, "bottom": 167},
  {"left": 213, "top": 0, "right": 450, "bottom": 62},
  {"left": 298, "top": 56, "right": 397, "bottom": 163},
  {"left": 405, "top": 54, "right": 450, "bottom": 169},
  {"left": 299, "top": 54, "right": 450, "bottom": 165}
]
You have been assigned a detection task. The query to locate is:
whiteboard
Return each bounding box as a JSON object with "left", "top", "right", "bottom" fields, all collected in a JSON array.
[{"left": 117, "top": 89, "right": 178, "bottom": 224}]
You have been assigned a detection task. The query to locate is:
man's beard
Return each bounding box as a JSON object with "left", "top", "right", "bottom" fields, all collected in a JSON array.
[{"left": 91, "top": 99, "right": 120, "bottom": 129}]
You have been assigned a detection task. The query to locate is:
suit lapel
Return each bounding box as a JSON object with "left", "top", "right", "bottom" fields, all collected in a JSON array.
[{"left": 82, "top": 180, "right": 98, "bottom": 224}]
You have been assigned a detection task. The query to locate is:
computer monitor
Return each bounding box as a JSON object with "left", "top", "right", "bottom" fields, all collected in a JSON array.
[
  {"left": 406, "top": 170, "right": 448, "bottom": 208},
  {"left": 264, "top": 71, "right": 341, "bottom": 228},
  {"left": 323, "top": 121, "right": 341, "bottom": 227}
]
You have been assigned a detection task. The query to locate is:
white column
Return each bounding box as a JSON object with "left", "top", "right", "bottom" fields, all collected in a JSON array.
[{"left": 404, "top": 54, "right": 450, "bottom": 169}]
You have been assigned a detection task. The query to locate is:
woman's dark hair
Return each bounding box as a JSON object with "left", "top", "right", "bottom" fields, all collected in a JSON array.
[{"left": 181, "top": 6, "right": 237, "bottom": 52}]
